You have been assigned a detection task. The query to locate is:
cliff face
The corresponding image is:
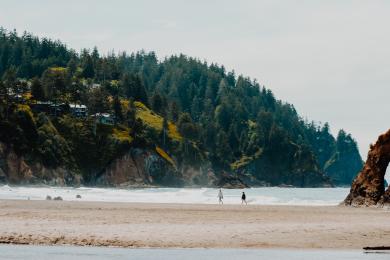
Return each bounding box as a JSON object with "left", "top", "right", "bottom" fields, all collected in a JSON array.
[
  {"left": 96, "top": 148, "right": 183, "bottom": 187},
  {"left": 234, "top": 143, "right": 332, "bottom": 187},
  {"left": 344, "top": 129, "right": 390, "bottom": 206},
  {"left": 0, "top": 142, "right": 220, "bottom": 188},
  {"left": 90, "top": 148, "right": 218, "bottom": 188},
  {"left": 324, "top": 150, "right": 363, "bottom": 186},
  {"left": 0, "top": 135, "right": 243, "bottom": 188},
  {"left": 0, "top": 143, "right": 81, "bottom": 186},
  {"left": 239, "top": 158, "right": 331, "bottom": 187}
]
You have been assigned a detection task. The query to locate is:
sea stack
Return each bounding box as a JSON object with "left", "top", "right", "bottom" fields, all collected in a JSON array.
[{"left": 344, "top": 129, "right": 390, "bottom": 206}]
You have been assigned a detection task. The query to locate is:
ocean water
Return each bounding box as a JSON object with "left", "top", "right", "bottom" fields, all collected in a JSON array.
[
  {"left": 0, "top": 245, "right": 388, "bottom": 260},
  {"left": 0, "top": 185, "right": 349, "bottom": 206}
]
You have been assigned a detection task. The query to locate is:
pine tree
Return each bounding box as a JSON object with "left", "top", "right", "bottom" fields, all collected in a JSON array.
[
  {"left": 82, "top": 54, "right": 95, "bottom": 78},
  {"left": 133, "top": 75, "right": 148, "bottom": 105},
  {"left": 31, "top": 77, "right": 45, "bottom": 101},
  {"left": 67, "top": 58, "right": 77, "bottom": 75},
  {"left": 178, "top": 113, "right": 198, "bottom": 140},
  {"left": 151, "top": 92, "right": 163, "bottom": 115},
  {"left": 126, "top": 99, "right": 136, "bottom": 128},
  {"left": 113, "top": 96, "right": 123, "bottom": 124},
  {"left": 169, "top": 101, "right": 179, "bottom": 122},
  {"left": 1, "top": 67, "right": 17, "bottom": 119}
]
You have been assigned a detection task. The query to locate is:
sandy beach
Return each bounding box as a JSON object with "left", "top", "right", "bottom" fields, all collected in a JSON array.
[{"left": 0, "top": 199, "right": 389, "bottom": 249}]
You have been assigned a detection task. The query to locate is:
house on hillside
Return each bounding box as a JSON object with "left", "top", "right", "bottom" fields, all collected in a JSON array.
[
  {"left": 69, "top": 104, "right": 88, "bottom": 118},
  {"left": 30, "top": 101, "right": 67, "bottom": 116},
  {"left": 93, "top": 113, "right": 115, "bottom": 125},
  {"left": 30, "top": 102, "right": 88, "bottom": 117}
]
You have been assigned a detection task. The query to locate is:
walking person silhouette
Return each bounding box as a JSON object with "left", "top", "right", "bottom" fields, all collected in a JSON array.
[
  {"left": 241, "top": 192, "right": 247, "bottom": 205},
  {"left": 218, "top": 188, "right": 224, "bottom": 204}
]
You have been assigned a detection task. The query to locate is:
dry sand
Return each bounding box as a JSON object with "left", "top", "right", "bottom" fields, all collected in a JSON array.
[{"left": 0, "top": 199, "right": 389, "bottom": 249}]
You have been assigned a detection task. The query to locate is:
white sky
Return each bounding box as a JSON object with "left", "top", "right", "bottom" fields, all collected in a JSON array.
[{"left": 1, "top": 0, "right": 390, "bottom": 159}]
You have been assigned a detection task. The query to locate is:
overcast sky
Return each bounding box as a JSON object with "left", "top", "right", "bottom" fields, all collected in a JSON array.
[{"left": 1, "top": 0, "right": 390, "bottom": 159}]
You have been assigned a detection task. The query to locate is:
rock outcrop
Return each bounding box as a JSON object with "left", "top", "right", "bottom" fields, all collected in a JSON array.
[
  {"left": 96, "top": 149, "right": 153, "bottom": 187},
  {"left": 0, "top": 140, "right": 240, "bottom": 188},
  {"left": 0, "top": 142, "right": 81, "bottom": 186},
  {"left": 236, "top": 155, "right": 331, "bottom": 188},
  {"left": 96, "top": 148, "right": 221, "bottom": 187},
  {"left": 216, "top": 172, "right": 249, "bottom": 189},
  {"left": 323, "top": 149, "right": 363, "bottom": 186},
  {"left": 344, "top": 129, "right": 390, "bottom": 206}
]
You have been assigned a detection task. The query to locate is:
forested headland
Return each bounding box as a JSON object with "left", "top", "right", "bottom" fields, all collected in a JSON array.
[{"left": 0, "top": 28, "right": 363, "bottom": 187}]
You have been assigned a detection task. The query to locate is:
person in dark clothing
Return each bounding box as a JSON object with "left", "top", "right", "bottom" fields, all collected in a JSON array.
[{"left": 241, "top": 192, "right": 247, "bottom": 205}]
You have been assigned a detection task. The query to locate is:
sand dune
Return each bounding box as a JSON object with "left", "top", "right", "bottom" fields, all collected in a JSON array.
[{"left": 0, "top": 200, "right": 389, "bottom": 249}]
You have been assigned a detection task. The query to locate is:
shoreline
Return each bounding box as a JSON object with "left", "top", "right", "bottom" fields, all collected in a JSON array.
[
  {"left": 0, "top": 186, "right": 349, "bottom": 206},
  {"left": 0, "top": 200, "right": 389, "bottom": 249}
]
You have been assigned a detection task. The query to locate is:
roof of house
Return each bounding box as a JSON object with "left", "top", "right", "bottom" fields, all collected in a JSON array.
[
  {"left": 69, "top": 104, "right": 87, "bottom": 109},
  {"left": 94, "top": 113, "right": 112, "bottom": 118}
]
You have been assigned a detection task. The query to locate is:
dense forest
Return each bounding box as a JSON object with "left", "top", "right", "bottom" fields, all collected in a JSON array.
[{"left": 0, "top": 28, "right": 363, "bottom": 187}]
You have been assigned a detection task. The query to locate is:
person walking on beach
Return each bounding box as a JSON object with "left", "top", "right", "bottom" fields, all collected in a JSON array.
[
  {"left": 218, "top": 188, "right": 224, "bottom": 204},
  {"left": 241, "top": 192, "right": 247, "bottom": 205}
]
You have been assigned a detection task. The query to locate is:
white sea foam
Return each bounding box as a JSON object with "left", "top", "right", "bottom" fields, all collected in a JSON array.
[{"left": 0, "top": 185, "right": 349, "bottom": 206}]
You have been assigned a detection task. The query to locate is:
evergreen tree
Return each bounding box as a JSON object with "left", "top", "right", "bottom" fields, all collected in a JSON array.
[
  {"left": 88, "top": 87, "right": 109, "bottom": 114},
  {"left": 169, "top": 101, "right": 179, "bottom": 122},
  {"left": 41, "top": 67, "right": 68, "bottom": 114},
  {"left": 133, "top": 74, "right": 149, "bottom": 105},
  {"left": 121, "top": 73, "right": 132, "bottom": 98},
  {"left": 151, "top": 92, "right": 163, "bottom": 115},
  {"left": 178, "top": 113, "right": 198, "bottom": 140},
  {"left": 126, "top": 99, "right": 136, "bottom": 128},
  {"left": 215, "top": 130, "right": 232, "bottom": 168},
  {"left": 67, "top": 58, "right": 78, "bottom": 75},
  {"left": 113, "top": 95, "right": 123, "bottom": 124},
  {"left": 31, "top": 77, "right": 45, "bottom": 101},
  {"left": 82, "top": 54, "right": 95, "bottom": 78},
  {"left": 1, "top": 67, "right": 17, "bottom": 119}
]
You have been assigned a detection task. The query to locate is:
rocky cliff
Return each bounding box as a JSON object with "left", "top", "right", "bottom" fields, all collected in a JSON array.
[
  {"left": 0, "top": 142, "right": 222, "bottom": 188},
  {"left": 233, "top": 143, "right": 332, "bottom": 187},
  {"left": 344, "top": 129, "right": 390, "bottom": 206},
  {"left": 97, "top": 148, "right": 221, "bottom": 187},
  {"left": 0, "top": 143, "right": 81, "bottom": 186}
]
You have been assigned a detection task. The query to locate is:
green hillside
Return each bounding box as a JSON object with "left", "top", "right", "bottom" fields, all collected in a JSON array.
[{"left": 0, "top": 28, "right": 363, "bottom": 187}]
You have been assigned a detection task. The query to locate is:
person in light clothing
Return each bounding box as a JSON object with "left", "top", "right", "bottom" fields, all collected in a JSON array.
[{"left": 218, "top": 188, "right": 224, "bottom": 204}]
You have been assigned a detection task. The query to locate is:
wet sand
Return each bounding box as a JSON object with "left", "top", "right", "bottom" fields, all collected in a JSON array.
[{"left": 0, "top": 200, "right": 389, "bottom": 249}]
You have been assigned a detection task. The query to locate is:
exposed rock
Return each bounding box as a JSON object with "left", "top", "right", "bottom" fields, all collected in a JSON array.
[
  {"left": 76, "top": 194, "right": 82, "bottom": 199},
  {"left": 324, "top": 151, "right": 363, "bottom": 186},
  {"left": 46, "top": 195, "right": 52, "bottom": 200},
  {"left": 237, "top": 171, "right": 270, "bottom": 187},
  {"left": 53, "top": 196, "right": 63, "bottom": 201},
  {"left": 180, "top": 166, "right": 217, "bottom": 187},
  {"left": 236, "top": 154, "right": 331, "bottom": 187},
  {"left": 5, "top": 149, "right": 34, "bottom": 184},
  {"left": 0, "top": 142, "right": 81, "bottom": 186},
  {"left": 344, "top": 129, "right": 390, "bottom": 206},
  {"left": 216, "top": 172, "right": 249, "bottom": 189},
  {"left": 97, "top": 148, "right": 184, "bottom": 187},
  {"left": 0, "top": 167, "right": 6, "bottom": 183},
  {"left": 96, "top": 149, "right": 150, "bottom": 186}
]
